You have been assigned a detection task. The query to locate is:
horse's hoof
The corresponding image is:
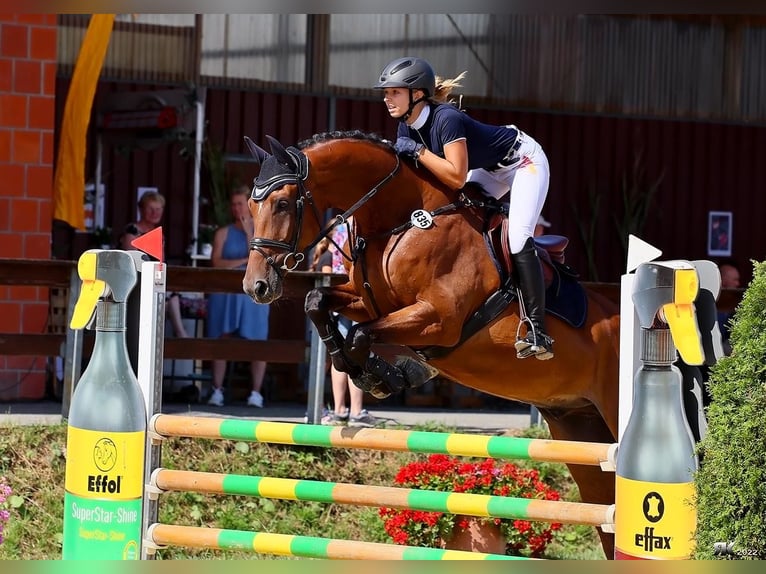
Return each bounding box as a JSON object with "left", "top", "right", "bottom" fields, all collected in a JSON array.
[{"left": 395, "top": 355, "right": 439, "bottom": 389}]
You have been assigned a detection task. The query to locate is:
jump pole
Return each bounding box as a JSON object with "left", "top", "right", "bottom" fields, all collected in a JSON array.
[
  {"left": 146, "top": 524, "right": 527, "bottom": 560},
  {"left": 150, "top": 414, "right": 617, "bottom": 469},
  {"left": 151, "top": 468, "right": 615, "bottom": 528}
]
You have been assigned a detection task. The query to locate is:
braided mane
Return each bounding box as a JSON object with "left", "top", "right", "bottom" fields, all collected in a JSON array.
[{"left": 297, "top": 130, "right": 392, "bottom": 151}]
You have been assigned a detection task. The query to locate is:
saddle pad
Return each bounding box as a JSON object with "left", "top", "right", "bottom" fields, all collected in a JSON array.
[{"left": 545, "top": 263, "right": 588, "bottom": 329}]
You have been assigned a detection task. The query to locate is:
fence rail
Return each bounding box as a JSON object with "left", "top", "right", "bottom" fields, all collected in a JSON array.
[
  {"left": 0, "top": 259, "right": 334, "bottom": 363},
  {"left": 1, "top": 257, "right": 741, "bottom": 408}
]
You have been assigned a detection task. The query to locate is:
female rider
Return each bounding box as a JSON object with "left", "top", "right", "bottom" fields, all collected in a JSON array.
[{"left": 373, "top": 56, "right": 553, "bottom": 360}]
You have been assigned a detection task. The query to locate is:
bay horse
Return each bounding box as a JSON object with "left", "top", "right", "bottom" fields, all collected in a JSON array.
[{"left": 242, "top": 130, "right": 620, "bottom": 558}]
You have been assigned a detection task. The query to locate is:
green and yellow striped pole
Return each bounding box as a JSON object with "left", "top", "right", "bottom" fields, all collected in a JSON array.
[
  {"left": 151, "top": 415, "right": 616, "bottom": 468},
  {"left": 152, "top": 469, "right": 614, "bottom": 527},
  {"left": 147, "top": 524, "right": 528, "bottom": 560}
]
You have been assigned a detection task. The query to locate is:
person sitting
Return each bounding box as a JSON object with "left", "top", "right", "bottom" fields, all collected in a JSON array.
[
  {"left": 717, "top": 258, "right": 741, "bottom": 356},
  {"left": 206, "top": 185, "right": 270, "bottom": 408},
  {"left": 119, "top": 190, "right": 189, "bottom": 338}
]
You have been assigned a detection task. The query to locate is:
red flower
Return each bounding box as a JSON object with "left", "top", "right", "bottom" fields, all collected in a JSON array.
[{"left": 379, "top": 455, "right": 562, "bottom": 557}]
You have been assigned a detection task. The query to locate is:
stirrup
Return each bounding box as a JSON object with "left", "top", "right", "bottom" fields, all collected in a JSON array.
[{"left": 515, "top": 328, "right": 554, "bottom": 361}]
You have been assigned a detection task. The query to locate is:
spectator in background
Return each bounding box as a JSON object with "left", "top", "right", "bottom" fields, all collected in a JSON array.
[
  {"left": 310, "top": 237, "right": 331, "bottom": 272},
  {"left": 719, "top": 260, "right": 741, "bottom": 290},
  {"left": 315, "top": 221, "right": 378, "bottom": 428},
  {"left": 119, "top": 190, "right": 189, "bottom": 338},
  {"left": 717, "top": 258, "right": 742, "bottom": 356},
  {"left": 206, "top": 186, "right": 270, "bottom": 408},
  {"left": 119, "top": 191, "right": 165, "bottom": 250}
]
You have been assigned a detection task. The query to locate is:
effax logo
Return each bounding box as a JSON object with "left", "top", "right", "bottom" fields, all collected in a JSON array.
[
  {"left": 635, "top": 491, "right": 672, "bottom": 552},
  {"left": 643, "top": 491, "right": 664, "bottom": 523}
]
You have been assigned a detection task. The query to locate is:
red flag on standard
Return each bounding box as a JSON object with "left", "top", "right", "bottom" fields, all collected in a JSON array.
[{"left": 130, "top": 226, "right": 164, "bottom": 263}]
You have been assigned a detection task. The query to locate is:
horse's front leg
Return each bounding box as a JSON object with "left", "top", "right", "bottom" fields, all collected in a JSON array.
[
  {"left": 344, "top": 301, "right": 446, "bottom": 398},
  {"left": 304, "top": 285, "right": 367, "bottom": 378}
]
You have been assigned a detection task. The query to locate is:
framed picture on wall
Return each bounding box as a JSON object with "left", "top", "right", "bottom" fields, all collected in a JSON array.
[{"left": 708, "top": 211, "right": 732, "bottom": 257}]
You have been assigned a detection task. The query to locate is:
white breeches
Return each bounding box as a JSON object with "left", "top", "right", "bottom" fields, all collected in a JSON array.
[{"left": 467, "top": 132, "right": 550, "bottom": 254}]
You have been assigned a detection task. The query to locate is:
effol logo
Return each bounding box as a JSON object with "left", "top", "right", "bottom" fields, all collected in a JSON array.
[
  {"left": 87, "top": 474, "right": 122, "bottom": 493},
  {"left": 93, "top": 437, "right": 117, "bottom": 472}
]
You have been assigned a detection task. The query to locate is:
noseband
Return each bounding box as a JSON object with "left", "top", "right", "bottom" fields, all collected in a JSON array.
[{"left": 249, "top": 146, "right": 401, "bottom": 276}]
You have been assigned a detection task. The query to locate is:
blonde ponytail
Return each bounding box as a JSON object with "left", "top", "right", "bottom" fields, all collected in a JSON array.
[{"left": 431, "top": 71, "right": 467, "bottom": 105}]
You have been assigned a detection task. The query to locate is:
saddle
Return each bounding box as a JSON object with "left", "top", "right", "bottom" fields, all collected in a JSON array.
[
  {"left": 486, "top": 213, "right": 569, "bottom": 288},
  {"left": 415, "top": 190, "right": 586, "bottom": 361}
]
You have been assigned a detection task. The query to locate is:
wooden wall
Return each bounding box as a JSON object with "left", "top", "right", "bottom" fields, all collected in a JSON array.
[{"left": 63, "top": 81, "right": 766, "bottom": 287}]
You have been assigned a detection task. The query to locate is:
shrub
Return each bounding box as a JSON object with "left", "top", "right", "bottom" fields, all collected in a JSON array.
[{"left": 694, "top": 260, "right": 766, "bottom": 559}]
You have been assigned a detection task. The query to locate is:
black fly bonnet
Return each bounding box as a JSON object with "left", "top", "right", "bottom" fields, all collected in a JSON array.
[
  {"left": 244, "top": 134, "right": 400, "bottom": 274},
  {"left": 251, "top": 137, "right": 310, "bottom": 201}
]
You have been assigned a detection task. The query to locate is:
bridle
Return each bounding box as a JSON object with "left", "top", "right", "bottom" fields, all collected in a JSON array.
[{"left": 249, "top": 146, "right": 401, "bottom": 277}]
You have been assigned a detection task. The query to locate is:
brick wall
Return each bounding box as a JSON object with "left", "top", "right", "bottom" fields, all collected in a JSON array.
[{"left": 0, "top": 14, "right": 57, "bottom": 400}]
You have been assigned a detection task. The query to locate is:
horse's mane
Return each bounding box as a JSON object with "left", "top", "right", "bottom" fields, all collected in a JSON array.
[
  {"left": 297, "top": 130, "right": 392, "bottom": 152},
  {"left": 298, "top": 129, "right": 492, "bottom": 200}
]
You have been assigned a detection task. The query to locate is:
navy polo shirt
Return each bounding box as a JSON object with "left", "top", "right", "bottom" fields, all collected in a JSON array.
[{"left": 397, "top": 103, "right": 519, "bottom": 170}]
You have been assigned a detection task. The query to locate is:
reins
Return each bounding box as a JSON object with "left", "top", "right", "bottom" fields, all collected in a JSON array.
[
  {"left": 249, "top": 151, "right": 401, "bottom": 277},
  {"left": 249, "top": 142, "right": 508, "bottom": 323}
]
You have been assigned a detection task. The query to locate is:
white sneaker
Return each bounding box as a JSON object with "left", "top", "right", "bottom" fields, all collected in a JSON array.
[
  {"left": 247, "top": 390, "right": 264, "bottom": 408},
  {"left": 207, "top": 388, "right": 224, "bottom": 407}
]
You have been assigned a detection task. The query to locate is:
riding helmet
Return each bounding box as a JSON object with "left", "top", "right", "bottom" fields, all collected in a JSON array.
[{"left": 373, "top": 57, "right": 436, "bottom": 97}]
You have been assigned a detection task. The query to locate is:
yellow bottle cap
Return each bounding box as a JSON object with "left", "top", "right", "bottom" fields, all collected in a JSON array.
[
  {"left": 70, "top": 251, "right": 107, "bottom": 329},
  {"left": 662, "top": 268, "right": 704, "bottom": 365}
]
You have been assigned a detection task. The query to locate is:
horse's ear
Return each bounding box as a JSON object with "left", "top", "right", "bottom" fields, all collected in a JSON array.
[
  {"left": 244, "top": 136, "right": 270, "bottom": 166},
  {"left": 266, "top": 135, "right": 295, "bottom": 168}
]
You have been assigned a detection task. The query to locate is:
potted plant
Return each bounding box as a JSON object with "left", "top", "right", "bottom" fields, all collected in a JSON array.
[{"left": 379, "top": 454, "right": 562, "bottom": 557}]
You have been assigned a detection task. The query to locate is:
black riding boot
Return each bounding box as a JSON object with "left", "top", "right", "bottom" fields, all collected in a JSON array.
[{"left": 512, "top": 237, "right": 554, "bottom": 360}]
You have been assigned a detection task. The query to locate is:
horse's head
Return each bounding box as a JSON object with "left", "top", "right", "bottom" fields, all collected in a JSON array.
[
  {"left": 241, "top": 134, "right": 320, "bottom": 303},
  {"left": 243, "top": 131, "right": 410, "bottom": 304}
]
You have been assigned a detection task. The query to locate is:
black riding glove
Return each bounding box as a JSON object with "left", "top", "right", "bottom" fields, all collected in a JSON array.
[{"left": 393, "top": 137, "right": 424, "bottom": 160}]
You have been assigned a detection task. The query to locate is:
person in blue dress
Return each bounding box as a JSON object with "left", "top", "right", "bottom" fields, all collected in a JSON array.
[
  {"left": 374, "top": 57, "right": 553, "bottom": 360},
  {"left": 206, "top": 185, "right": 270, "bottom": 407}
]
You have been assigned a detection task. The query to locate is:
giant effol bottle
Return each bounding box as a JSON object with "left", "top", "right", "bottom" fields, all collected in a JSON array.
[
  {"left": 62, "top": 250, "right": 147, "bottom": 560},
  {"left": 615, "top": 261, "right": 702, "bottom": 560}
]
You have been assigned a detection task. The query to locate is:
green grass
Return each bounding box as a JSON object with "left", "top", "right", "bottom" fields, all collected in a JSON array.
[{"left": 0, "top": 421, "right": 603, "bottom": 560}]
